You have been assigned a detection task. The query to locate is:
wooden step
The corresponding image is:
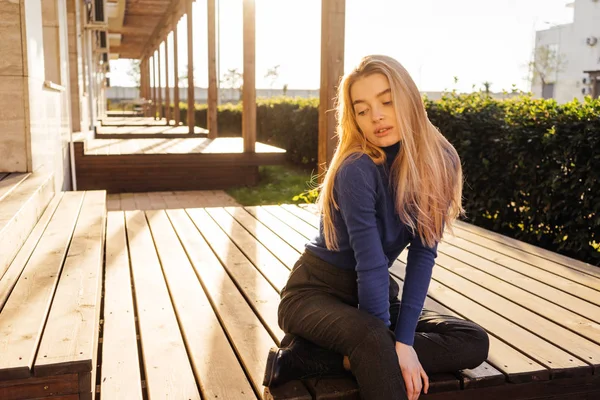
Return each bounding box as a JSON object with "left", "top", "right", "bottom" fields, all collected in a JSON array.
[{"left": 0, "top": 172, "right": 54, "bottom": 281}]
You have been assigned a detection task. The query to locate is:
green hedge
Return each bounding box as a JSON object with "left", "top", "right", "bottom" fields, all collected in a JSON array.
[
  {"left": 426, "top": 93, "right": 600, "bottom": 266},
  {"left": 175, "top": 95, "right": 599, "bottom": 266}
]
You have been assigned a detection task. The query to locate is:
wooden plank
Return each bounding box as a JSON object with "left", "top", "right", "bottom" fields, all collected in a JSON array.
[
  {"left": 146, "top": 210, "right": 256, "bottom": 399},
  {"left": 390, "top": 261, "right": 590, "bottom": 379},
  {"left": 0, "top": 192, "right": 84, "bottom": 380},
  {"left": 105, "top": 193, "right": 121, "bottom": 211},
  {"left": 460, "top": 363, "right": 506, "bottom": 390},
  {"left": 452, "top": 225, "right": 600, "bottom": 281},
  {"left": 119, "top": 193, "right": 137, "bottom": 211},
  {"left": 419, "top": 374, "right": 600, "bottom": 400},
  {"left": 193, "top": 208, "right": 285, "bottom": 339},
  {"left": 125, "top": 210, "right": 200, "bottom": 399},
  {"left": 438, "top": 242, "right": 600, "bottom": 323},
  {"left": 244, "top": 206, "right": 308, "bottom": 254},
  {"left": 433, "top": 251, "right": 600, "bottom": 346},
  {"left": 441, "top": 235, "right": 600, "bottom": 305},
  {"left": 242, "top": 0, "right": 256, "bottom": 152},
  {"left": 0, "top": 373, "right": 79, "bottom": 400},
  {"left": 0, "top": 194, "right": 62, "bottom": 310},
  {"left": 34, "top": 191, "right": 106, "bottom": 376},
  {"left": 281, "top": 204, "right": 319, "bottom": 228},
  {"left": 170, "top": 208, "right": 310, "bottom": 397},
  {"left": 0, "top": 173, "right": 8, "bottom": 181},
  {"left": 0, "top": 172, "right": 55, "bottom": 280},
  {"left": 207, "top": 0, "right": 218, "bottom": 139},
  {"left": 133, "top": 192, "right": 152, "bottom": 210},
  {"left": 454, "top": 221, "right": 600, "bottom": 278},
  {"left": 262, "top": 205, "right": 320, "bottom": 242},
  {"left": 147, "top": 192, "right": 169, "bottom": 209},
  {"left": 206, "top": 207, "right": 291, "bottom": 290},
  {"left": 0, "top": 173, "right": 30, "bottom": 202},
  {"left": 410, "top": 253, "right": 600, "bottom": 372},
  {"left": 318, "top": 0, "right": 345, "bottom": 178},
  {"left": 226, "top": 206, "right": 300, "bottom": 269},
  {"left": 186, "top": 0, "right": 195, "bottom": 133},
  {"left": 100, "top": 211, "right": 143, "bottom": 400},
  {"left": 78, "top": 372, "right": 91, "bottom": 394}
]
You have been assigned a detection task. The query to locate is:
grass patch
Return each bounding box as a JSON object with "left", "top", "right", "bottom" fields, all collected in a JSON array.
[{"left": 226, "top": 164, "right": 318, "bottom": 206}]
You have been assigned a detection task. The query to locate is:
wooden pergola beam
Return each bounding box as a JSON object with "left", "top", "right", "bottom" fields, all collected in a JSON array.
[
  {"left": 207, "top": 0, "right": 218, "bottom": 139},
  {"left": 318, "top": 0, "right": 345, "bottom": 177},
  {"left": 242, "top": 0, "right": 256, "bottom": 153}
]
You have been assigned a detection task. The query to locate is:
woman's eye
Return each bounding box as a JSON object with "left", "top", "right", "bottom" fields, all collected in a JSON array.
[
  {"left": 383, "top": 101, "right": 392, "bottom": 105},
  {"left": 357, "top": 109, "right": 368, "bottom": 116}
]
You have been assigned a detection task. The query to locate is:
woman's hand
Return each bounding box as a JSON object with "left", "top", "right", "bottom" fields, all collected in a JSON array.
[{"left": 395, "top": 342, "right": 429, "bottom": 400}]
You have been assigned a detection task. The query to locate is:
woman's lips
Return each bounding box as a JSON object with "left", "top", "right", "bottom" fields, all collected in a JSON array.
[{"left": 374, "top": 126, "right": 393, "bottom": 137}]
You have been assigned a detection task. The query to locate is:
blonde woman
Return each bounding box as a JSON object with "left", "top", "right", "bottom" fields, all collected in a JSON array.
[{"left": 263, "top": 55, "right": 489, "bottom": 400}]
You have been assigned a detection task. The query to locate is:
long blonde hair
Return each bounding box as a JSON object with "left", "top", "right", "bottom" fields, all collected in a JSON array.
[{"left": 318, "top": 55, "right": 464, "bottom": 250}]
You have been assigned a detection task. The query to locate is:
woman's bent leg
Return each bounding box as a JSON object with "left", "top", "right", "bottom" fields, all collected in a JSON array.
[
  {"left": 412, "top": 309, "right": 489, "bottom": 374},
  {"left": 279, "top": 292, "right": 408, "bottom": 400}
]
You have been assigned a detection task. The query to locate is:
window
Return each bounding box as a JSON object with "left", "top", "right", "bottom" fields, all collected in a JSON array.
[
  {"left": 41, "top": 0, "right": 61, "bottom": 84},
  {"left": 542, "top": 83, "right": 555, "bottom": 99}
]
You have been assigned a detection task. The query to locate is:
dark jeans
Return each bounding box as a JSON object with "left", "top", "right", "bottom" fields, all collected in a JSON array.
[{"left": 278, "top": 251, "right": 490, "bottom": 400}]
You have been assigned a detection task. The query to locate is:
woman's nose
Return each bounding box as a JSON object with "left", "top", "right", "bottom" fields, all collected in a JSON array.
[{"left": 371, "top": 107, "right": 384, "bottom": 122}]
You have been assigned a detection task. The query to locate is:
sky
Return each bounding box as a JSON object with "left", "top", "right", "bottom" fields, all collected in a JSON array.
[{"left": 108, "top": 0, "right": 575, "bottom": 93}]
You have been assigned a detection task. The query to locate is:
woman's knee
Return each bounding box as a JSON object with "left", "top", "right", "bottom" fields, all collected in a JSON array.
[
  {"left": 350, "top": 325, "right": 395, "bottom": 362},
  {"left": 464, "top": 324, "right": 490, "bottom": 368}
]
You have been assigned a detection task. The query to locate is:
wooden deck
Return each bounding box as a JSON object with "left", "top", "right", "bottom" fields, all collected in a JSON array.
[
  {"left": 73, "top": 137, "right": 286, "bottom": 192},
  {"left": 80, "top": 137, "right": 285, "bottom": 156},
  {"left": 96, "top": 119, "right": 209, "bottom": 139},
  {"left": 97, "top": 204, "right": 600, "bottom": 400},
  {"left": 0, "top": 191, "right": 106, "bottom": 400}
]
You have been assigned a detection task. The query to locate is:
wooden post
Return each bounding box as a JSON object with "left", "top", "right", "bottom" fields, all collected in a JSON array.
[
  {"left": 318, "top": 0, "right": 345, "bottom": 179},
  {"left": 152, "top": 54, "right": 158, "bottom": 119},
  {"left": 207, "top": 0, "right": 218, "bottom": 139},
  {"left": 186, "top": 0, "right": 195, "bottom": 134},
  {"left": 157, "top": 44, "right": 163, "bottom": 120},
  {"left": 173, "top": 19, "right": 181, "bottom": 125},
  {"left": 146, "top": 57, "right": 152, "bottom": 116},
  {"left": 141, "top": 58, "right": 147, "bottom": 116},
  {"left": 242, "top": 0, "right": 256, "bottom": 153},
  {"left": 164, "top": 34, "right": 171, "bottom": 125}
]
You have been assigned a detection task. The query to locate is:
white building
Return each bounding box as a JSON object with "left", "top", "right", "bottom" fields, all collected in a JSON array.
[{"left": 532, "top": 0, "right": 600, "bottom": 102}]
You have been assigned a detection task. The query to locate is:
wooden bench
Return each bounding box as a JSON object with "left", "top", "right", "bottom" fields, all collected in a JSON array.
[
  {"left": 94, "top": 203, "right": 600, "bottom": 399},
  {"left": 0, "top": 188, "right": 106, "bottom": 400}
]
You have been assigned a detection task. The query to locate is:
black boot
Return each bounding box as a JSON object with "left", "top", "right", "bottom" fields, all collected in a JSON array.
[{"left": 263, "top": 335, "right": 347, "bottom": 387}]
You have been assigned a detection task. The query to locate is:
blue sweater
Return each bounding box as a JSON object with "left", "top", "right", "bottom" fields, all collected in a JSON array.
[{"left": 306, "top": 142, "right": 437, "bottom": 346}]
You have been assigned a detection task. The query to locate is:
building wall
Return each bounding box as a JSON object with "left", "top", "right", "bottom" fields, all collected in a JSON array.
[
  {"left": 532, "top": 0, "right": 600, "bottom": 103},
  {"left": 0, "top": 0, "right": 91, "bottom": 192},
  {"left": 0, "top": 0, "right": 28, "bottom": 171}
]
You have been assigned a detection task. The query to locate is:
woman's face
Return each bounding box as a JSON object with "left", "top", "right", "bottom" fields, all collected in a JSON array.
[{"left": 350, "top": 73, "right": 400, "bottom": 148}]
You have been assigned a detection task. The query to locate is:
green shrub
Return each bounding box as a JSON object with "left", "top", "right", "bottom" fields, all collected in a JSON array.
[{"left": 426, "top": 93, "right": 600, "bottom": 266}]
